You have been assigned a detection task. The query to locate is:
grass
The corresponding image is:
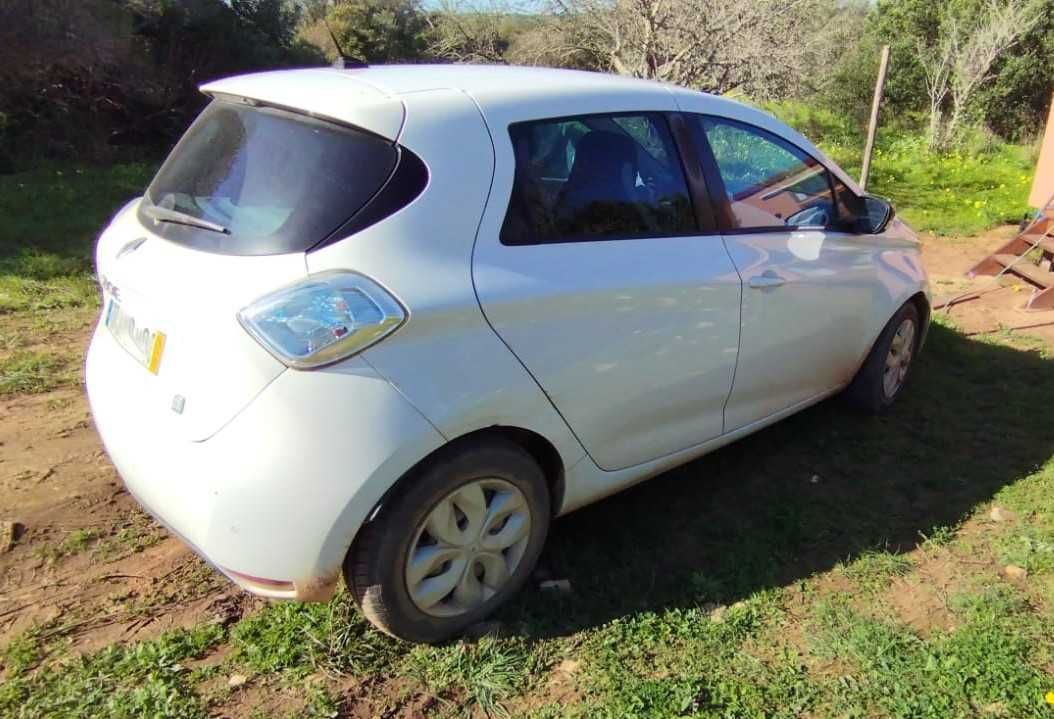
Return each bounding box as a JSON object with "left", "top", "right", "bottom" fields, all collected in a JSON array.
[
  {"left": 34, "top": 529, "right": 107, "bottom": 563},
  {"left": 764, "top": 100, "right": 1036, "bottom": 235},
  {"left": 405, "top": 637, "right": 538, "bottom": 716},
  {"left": 0, "top": 162, "right": 155, "bottom": 396},
  {"left": 52, "top": 315, "right": 1030, "bottom": 716},
  {"left": 2, "top": 143, "right": 1054, "bottom": 715},
  {"left": 839, "top": 548, "right": 915, "bottom": 591},
  {"left": 811, "top": 586, "right": 1051, "bottom": 718},
  {"left": 231, "top": 592, "right": 403, "bottom": 678},
  {"left": 0, "top": 625, "right": 225, "bottom": 719},
  {"left": 93, "top": 520, "right": 166, "bottom": 562},
  {"left": 0, "top": 164, "right": 155, "bottom": 315},
  {"left": 0, "top": 350, "right": 76, "bottom": 395},
  {"left": 991, "top": 465, "right": 1054, "bottom": 576}
]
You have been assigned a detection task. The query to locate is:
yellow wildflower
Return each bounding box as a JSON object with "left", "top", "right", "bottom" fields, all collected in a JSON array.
[{"left": 1046, "top": 689, "right": 1054, "bottom": 705}]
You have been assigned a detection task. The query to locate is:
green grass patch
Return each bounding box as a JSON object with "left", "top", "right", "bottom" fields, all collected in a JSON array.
[
  {"left": 810, "top": 588, "right": 1051, "bottom": 718},
  {"left": 94, "top": 522, "right": 166, "bottom": 562},
  {"left": 919, "top": 523, "right": 960, "bottom": 551},
  {"left": 764, "top": 100, "right": 1035, "bottom": 235},
  {"left": 839, "top": 548, "right": 914, "bottom": 591},
  {"left": 574, "top": 591, "right": 800, "bottom": 717},
  {"left": 0, "top": 625, "right": 224, "bottom": 719},
  {"left": 0, "top": 163, "right": 154, "bottom": 314},
  {"left": 231, "top": 592, "right": 402, "bottom": 678},
  {"left": 2, "top": 630, "right": 44, "bottom": 678},
  {"left": 991, "top": 466, "right": 1054, "bottom": 575},
  {"left": 405, "top": 636, "right": 538, "bottom": 717},
  {"left": 55, "top": 528, "right": 100, "bottom": 557},
  {"left": 0, "top": 350, "right": 76, "bottom": 395}
]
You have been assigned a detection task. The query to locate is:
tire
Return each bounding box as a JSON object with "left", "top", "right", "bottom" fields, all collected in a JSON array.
[
  {"left": 844, "top": 301, "right": 920, "bottom": 413},
  {"left": 344, "top": 438, "right": 550, "bottom": 643}
]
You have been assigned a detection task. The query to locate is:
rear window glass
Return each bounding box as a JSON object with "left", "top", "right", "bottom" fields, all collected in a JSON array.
[
  {"left": 140, "top": 100, "right": 398, "bottom": 255},
  {"left": 500, "top": 112, "right": 696, "bottom": 245}
]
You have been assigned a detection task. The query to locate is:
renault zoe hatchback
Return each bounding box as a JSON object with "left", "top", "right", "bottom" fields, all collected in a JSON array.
[{"left": 86, "top": 65, "right": 930, "bottom": 642}]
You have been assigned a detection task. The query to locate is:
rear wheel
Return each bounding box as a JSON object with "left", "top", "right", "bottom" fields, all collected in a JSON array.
[
  {"left": 844, "top": 302, "right": 920, "bottom": 413},
  {"left": 345, "top": 439, "right": 550, "bottom": 643}
]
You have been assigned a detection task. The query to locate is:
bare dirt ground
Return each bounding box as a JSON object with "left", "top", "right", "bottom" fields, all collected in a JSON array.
[
  {"left": 2, "top": 227, "right": 1052, "bottom": 715},
  {"left": 923, "top": 225, "right": 1054, "bottom": 343}
]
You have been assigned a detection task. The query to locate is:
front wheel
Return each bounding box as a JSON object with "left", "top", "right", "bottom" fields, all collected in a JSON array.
[
  {"left": 844, "top": 302, "right": 920, "bottom": 413},
  {"left": 344, "top": 439, "right": 550, "bottom": 643}
]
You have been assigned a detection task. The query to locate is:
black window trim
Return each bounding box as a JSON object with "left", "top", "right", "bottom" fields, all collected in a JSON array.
[
  {"left": 313, "top": 144, "right": 429, "bottom": 251},
  {"left": 692, "top": 113, "right": 866, "bottom": 236},
  {"left": 499, "top": 110, "right": 711, "bottom": 246},
  {"left": 666, "top": 112, "right": 720, "bottom": 235}
]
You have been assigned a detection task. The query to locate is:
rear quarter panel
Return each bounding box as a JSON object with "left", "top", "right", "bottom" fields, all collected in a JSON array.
[{"left": 306, "top": 89, "right": 587, "bottom": 493}]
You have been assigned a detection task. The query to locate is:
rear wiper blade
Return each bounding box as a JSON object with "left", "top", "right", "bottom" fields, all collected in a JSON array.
[{"left": 142, "top": 203, "right": 230, "bottom": 235}]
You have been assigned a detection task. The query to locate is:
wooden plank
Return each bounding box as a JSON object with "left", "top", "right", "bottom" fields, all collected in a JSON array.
[
  {"left": 993, "top": 254, "right": 1054, "bottom": 289},
  {"left": 1026, "top": 287, "right": 1054, "bottom": 310},
  {"left": 1019, "top": 234, "right": 1054, "bottom": 253}
]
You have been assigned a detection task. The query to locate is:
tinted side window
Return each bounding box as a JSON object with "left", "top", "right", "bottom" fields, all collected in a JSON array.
[
  {"left": 700, "top": 118, "right": 836, "bottom": 231},
  {"left": 501, "top": 113, "right": 696, "bottom": 245}
]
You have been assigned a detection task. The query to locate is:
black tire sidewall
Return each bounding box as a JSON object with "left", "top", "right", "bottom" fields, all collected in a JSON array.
[
  {"left": 348, "top": 440, "right": 550, "bottom": 643},
  {"left": 854, "top": 302, "right": 920, "bottom": 411}
]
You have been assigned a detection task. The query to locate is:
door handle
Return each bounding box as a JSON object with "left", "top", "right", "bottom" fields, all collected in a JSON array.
[{"left": 748, "top": 271, "right": 786, "bottom": 289}]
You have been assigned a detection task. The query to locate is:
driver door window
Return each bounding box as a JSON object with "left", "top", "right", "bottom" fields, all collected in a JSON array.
[{"left": 700, "top": 118, "right": 837, "bottom": 231}]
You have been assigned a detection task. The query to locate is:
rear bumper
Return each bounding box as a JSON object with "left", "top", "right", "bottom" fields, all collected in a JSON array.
[{"left": 86, "top": 322, "right": 445, "bottom": 600}]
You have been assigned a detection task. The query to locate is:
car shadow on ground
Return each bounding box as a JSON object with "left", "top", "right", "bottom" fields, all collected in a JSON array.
[{"left": 499, "top": 322, "right": 1054, "bottom": 637}]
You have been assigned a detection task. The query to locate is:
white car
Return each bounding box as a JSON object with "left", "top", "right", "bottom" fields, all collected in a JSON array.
[{"left": 86, "top": 65, "right": 929, "bottom": 642}]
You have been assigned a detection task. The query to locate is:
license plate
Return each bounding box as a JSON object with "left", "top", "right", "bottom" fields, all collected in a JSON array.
[{"left": 105, "top": 298, "right": 166, "bottom": 375}]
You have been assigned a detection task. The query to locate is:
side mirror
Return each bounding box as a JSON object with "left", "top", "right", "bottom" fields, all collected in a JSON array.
[{"left": 860, "top": 195, "right": 894, "bottom": 234}]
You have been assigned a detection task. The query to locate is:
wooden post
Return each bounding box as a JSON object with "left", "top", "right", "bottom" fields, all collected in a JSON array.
[{"left": 859, "top": 45, "right": 890, "bottom": 191}]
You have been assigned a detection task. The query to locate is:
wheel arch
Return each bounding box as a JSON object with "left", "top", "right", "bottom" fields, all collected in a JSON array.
[
  {"left": 847, "top": 289, "right": 930, "bottom": 385},
  {"left": 908, "top": 290, "right": 931, "bottom": 350},
  {"left": 365, "top": 425, "right": 566, "bottom": 526}
]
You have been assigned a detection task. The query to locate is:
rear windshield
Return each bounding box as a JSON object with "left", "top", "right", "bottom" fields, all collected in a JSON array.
[{"left": 140, "top": 100, "right": 398, "bottom": 255}]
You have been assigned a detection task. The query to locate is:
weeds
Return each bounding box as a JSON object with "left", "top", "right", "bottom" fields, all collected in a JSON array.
[
  {"left": 0, "top": 625, "right": 225, "bottom": 719},
  {"left": 94, "top": 522, "right": 165, "bottom": 562},
  {"left": 839, "top": 548, "right": 914, "bottom": 591},
  {"left": 810, "top": 589, "right": 1051, "bottom": 718},
  {"left": 405, "top": 637, "right": 535, "bottom": 717},
  {"left": 231, "top": 591, "right": 402, "bottom": 678},
  {"left": 0, "top": 350, "right": 75, "bottom": 395},
  {"left": 1, "top": 630, "right": 43, "bottom": 678}
]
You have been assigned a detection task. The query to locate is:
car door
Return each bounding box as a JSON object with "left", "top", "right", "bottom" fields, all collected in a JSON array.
[
  {"left": 473, "top": 109, "right": 742, "bottom": 471},
  {"left": 689, "top": 115, "right": 876, "bottom": 431}
]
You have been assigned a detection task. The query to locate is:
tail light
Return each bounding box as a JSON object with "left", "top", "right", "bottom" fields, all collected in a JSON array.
[{"left": 237, "top": 271, "right": 406, "bottom": 369}]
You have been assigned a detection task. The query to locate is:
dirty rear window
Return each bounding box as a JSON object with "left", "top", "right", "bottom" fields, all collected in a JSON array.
[{"left": 140, "top": 100, "right": 398, "bottom": 255}]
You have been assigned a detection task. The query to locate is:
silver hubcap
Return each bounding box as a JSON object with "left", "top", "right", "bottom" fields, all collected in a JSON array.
[
  {"left": 405, "top": 479, "right": 531, "bottom": 617},
  {"left": 883, "top": 318, "right": 916, "bottom": 399}
]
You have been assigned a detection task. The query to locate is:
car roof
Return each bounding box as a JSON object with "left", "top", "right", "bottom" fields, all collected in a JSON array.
[
  {"left": 200, "top": 65, "right": 863, "bottom": 194},
  {"left": 204, "top": 64, "right": 775, "bottom": 134},
  {"left": 297, "top": 64, "right": 674, "bottom": 101}
]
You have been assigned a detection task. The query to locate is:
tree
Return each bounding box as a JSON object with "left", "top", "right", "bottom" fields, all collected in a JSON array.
[
  {"left": 515, "top": 0, "right": 845, "bottom": 98},
  {"left": 232, "top": 0, "right": 303, "bottom": 47},
  {"left": 322, "top": 0, "right": 428, "bottom": 63},
  {"left": 424, "top": 0, "right": 536, "bottom": 64},
  {"left": 918, "top": 0, "right": 1044, "bottom": 148}
]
